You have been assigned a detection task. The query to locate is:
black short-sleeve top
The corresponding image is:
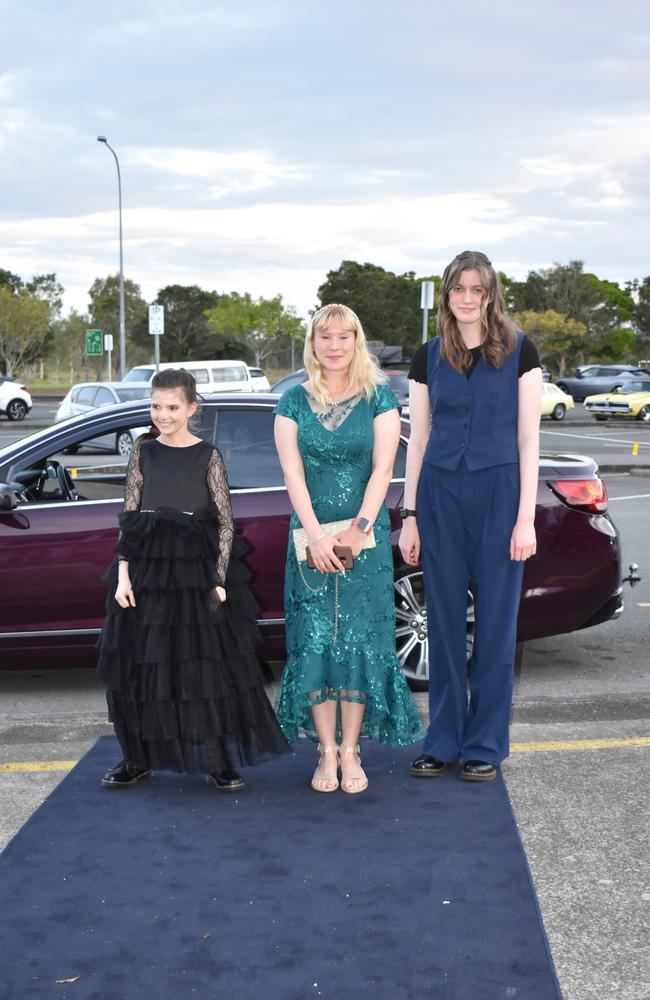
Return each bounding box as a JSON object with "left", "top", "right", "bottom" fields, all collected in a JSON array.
[{"left": 408, "top": 335, "right": 540, "bottom": 383}]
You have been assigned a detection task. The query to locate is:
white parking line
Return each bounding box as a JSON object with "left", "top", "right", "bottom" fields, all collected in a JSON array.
[{"left": 540, "top": 429, "right": 650, "bottom": 448}]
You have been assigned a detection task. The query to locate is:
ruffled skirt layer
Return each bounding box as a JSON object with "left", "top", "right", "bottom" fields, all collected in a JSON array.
[{"left": 96, "top": 505, "right": 289, "bottom": 773}]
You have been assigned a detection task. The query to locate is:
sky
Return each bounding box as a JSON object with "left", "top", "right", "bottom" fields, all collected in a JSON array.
[{"left": 1, "top": 0, "right": 650, "bottom": 321}]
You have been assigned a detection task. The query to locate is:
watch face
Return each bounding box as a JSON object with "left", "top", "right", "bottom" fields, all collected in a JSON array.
[{"left": 356, "top": 517, "right": 370, "bottom": 533}]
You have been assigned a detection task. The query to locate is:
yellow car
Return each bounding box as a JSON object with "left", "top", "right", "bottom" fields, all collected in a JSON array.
[
  {"left": 541, "top": 382, "right": 575, "bottom": 421},
  {"left": 584, "top": 379, "right": 650, "bottom": 422}
]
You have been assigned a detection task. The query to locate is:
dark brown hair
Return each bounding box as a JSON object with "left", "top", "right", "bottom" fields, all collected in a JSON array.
[
  {"left": 437, "top": 250, "right": 517, "bottom": 372},
  {"left": 151, "top": 367, "right": 198, "bottom": 404}
]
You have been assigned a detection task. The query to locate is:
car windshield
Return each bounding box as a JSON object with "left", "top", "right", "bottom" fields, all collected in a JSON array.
[
  {"left": 618, "top": 381, "right": 650, "bottom": 394},
  {"left": 115, "top": 387, "right": 152, "bottom": 402},
  {"left": 123, "top": 367, "right": 153, "bottom": 382}
]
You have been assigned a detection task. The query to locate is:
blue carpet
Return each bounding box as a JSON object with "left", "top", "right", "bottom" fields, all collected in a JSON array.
[{"left": 1, "top": 737, "right": 561, "bottom": 1000}]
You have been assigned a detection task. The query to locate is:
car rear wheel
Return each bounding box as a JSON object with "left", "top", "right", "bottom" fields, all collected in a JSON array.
[
  {"left": 394, "top": 568, "right": 474, "bottom": 690},
  {"left": 551, "top": 403, "right": 566, "bottom": 421},
  {"left": 6, "top": 399, "right": 28, "bottom": 421},
  {"left": 637, "top": 406, "right": 650, "bottom": 423},
  {"left": 594, "top": 415, "right": 608, "bottom": 422},
  {"left": 115, "top": 431, "right": 134, "bottom": 456}
]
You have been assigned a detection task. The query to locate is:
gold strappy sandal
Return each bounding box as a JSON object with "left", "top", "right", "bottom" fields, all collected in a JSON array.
[
  {"left": 339, "top": 744, "right": 368, "bottom": 794},
  {"left": 311, "top": 743, "right": 340, "bottom": 793}
]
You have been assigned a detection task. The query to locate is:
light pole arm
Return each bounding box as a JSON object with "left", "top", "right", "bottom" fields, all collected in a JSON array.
[{"left": 98, "top": 137, "right": 127, "bottom": 379}]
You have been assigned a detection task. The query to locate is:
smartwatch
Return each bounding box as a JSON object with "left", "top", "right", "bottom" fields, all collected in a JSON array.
[
  {"left": 353, "top": 516, "right": 373, "bottom": 535},
  {"left": 400, "top": 508, "right": 417, "bottom": 520}
]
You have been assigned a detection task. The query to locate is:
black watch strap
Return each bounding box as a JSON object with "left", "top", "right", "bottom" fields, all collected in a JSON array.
[{"left": 400, "top": 508, "right": 417, "bottom": 520}]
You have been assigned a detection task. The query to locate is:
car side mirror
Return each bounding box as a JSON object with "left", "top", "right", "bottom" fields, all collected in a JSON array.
[{"left": 0, "top": 483, "right": 17, "bottom": 511}]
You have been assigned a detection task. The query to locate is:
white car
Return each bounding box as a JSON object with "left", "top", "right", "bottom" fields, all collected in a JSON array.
[
  {"left": 247, "top": 367, "right": 271, "bottom": 392},
  {"left": 0, "top": 378, "right": 32, "bottom": 421},
  {"left": 55, "top": 381, "right": 151, "bottom": 455}
]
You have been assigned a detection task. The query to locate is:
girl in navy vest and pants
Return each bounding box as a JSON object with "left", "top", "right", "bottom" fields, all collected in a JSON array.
[{"left": 399, "top": 251, "right": 542, "bottom": 781}]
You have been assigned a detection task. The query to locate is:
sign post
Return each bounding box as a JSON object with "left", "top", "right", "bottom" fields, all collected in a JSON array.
[
  {"left": 420, "top": 281, "right": 435, "bottom": 344},
  {"left": 104, "top": 333, "right": 114, "bottom": 381},
  {"left": 148, "top": 305, "right": 164, "bottom": 372}
]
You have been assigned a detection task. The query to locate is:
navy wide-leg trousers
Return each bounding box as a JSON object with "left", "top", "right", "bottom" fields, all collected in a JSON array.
[{"left": 417, "top": 460, "right": 525, "bottom": 765}]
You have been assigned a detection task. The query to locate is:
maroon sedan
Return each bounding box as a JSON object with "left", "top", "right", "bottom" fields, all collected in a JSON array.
[{"left": 0, "top": 393, "right": 623, "bottom": 686}]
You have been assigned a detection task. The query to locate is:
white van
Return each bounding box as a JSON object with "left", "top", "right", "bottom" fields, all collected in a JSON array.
[{"left": 123, "top": 360, "right": 254, "bottom": 393}]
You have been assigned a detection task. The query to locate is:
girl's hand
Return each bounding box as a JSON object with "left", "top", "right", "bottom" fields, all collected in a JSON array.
[
  {"left": 308, "top": 534, "right": 346, "bottom": 573},
  {"left": 510, "top": 520, "right": 536, "bottom": 561},
  {"left": 115, "top": 577, "right": 136, "bottom": 608},
  {"left": 336, "top": 526, "right": 366, "bottom": 558},
  {"left": 399, "top": 519, "right": 421, "bottom": 566},
  {"left": 215, "top": 586, "right": 226, "bottom": 603}
]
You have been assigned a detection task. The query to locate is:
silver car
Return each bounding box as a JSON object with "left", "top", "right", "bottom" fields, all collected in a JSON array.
[{"left": 55, "top": 382, "right": 151, "bottom": 455}]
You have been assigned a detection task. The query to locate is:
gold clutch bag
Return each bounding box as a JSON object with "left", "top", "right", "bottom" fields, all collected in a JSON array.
[{"left": 292, "top": 519, "right": 376, "bottom": 562}]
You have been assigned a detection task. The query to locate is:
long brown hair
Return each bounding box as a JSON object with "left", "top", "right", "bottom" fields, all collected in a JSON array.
[{"left": 437, "top": 250, "right": 517, "bottom": 372}]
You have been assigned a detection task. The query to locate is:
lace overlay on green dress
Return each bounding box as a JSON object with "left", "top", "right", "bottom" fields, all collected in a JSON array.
[{"left": 273, "top": 383, "right": 424, "bottom": 746}]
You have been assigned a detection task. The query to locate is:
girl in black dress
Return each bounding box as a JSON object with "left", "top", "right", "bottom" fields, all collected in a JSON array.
[{"left": 97, "top": 368, "right": 289, "bottom": 790}]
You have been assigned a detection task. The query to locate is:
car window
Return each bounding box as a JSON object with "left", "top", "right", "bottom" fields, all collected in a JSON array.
[
  {"left": 94, "top": 387, "right": 115, "bottom": 406},
  {"left": 272, "top": 371, "right": 307, "bottom": 392},
  {"left": 115, "top": 387, "right": 152, "bottom": 402},
  {"left": 386, "top": 373, "right": 409, "bottom": 401},
  {"left": 211, "top": 366, "right": 247, "bottom": 383},
  {"left": 393, "top": 440, "right": 406, "bottom": 478},
  {"left": 190, "top": 368, "right": 210, "bottom": 384},
  {"left": 9, "top": 418, "right": 151, "bottom": 505},
  {"left": 249, "top": 369, "right": 263, "bottom": 378},
  {"left": 76, "top": 386, "right": 98, "bottom": 405},
  {"left": 216, "top": 408, "right": 283, "bottom": 488}
]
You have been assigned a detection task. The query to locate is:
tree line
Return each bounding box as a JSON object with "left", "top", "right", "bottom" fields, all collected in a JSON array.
[{"left": 1, "top": 260, "right": 649, "bottom": 381}]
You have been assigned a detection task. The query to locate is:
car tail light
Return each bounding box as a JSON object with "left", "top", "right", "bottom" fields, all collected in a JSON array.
[{"left": 550, "top": 479, "right": 608, "bottom": 512}]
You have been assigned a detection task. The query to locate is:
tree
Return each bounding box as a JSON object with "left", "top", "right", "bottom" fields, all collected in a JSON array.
[
  {"left": 317, "top": 261, "right": 438, "bottom": 356},
  {"left": 509, "top": 261, "right": 634, "bottom": 362},
  {"left": 514, "top": 310, "right": 587, "bottom": 376},
  {"left": 205, "top": 292, "right": 304, "bottom": 366},
  {"left": 146, "top": 284, "right": 221, "bottom": 361},
  {"left": 88, "top": 274, "right": 149, "bottom": 361},
  {"left": 632, "top": 276, "right": 650, "bottom": 359},
  {"left": 0, "top": 286, "right": 50, "bottom": 374}
]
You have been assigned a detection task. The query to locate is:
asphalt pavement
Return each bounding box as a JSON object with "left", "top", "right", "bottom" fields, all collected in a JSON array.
[{"left": 0, "top": 415, "right": 649, "bottom": 999}]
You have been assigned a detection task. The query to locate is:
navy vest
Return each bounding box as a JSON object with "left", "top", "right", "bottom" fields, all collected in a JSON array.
[{"left": 422, "top": 333, "right": 523, "bottom": 471}]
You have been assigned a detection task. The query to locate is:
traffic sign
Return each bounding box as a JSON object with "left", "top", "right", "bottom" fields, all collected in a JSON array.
[
  {"left": 86, "top": 329, "right": 103, "bottom": 356},
  {"left": 149, "top": 305, "right": 164, "bottom": 336}
]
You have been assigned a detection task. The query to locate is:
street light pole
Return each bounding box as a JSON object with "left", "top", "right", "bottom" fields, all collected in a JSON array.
[{"left": 97, "top": 135, "right": 126, "bottom": 380}]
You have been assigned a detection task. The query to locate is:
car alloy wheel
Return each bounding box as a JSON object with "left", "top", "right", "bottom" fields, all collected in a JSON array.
[
  {"left": 637, "top": 406, "right": 650, "bottom": 423},
  {"left": 394, "top": 569, "right": 474, "bottom": 690},
  {"left": 6, "top": 399, "right": 28, "bottom": 421},
  {"left": 551, "top": 403, "right": 566, "bottom": 421},
  {"left": 116, "top": 431, "right": 134, "bottom": 456}
]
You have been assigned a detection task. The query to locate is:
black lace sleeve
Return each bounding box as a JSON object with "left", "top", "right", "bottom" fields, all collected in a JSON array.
[
  {"left": 117, "top": 441, "right": 143, "bottom": 562},
  {"left": 207, "top": 448, "right": 234, "bottom": 586},
  {"left": 123, "top": 440, "right": 143, "bottom": 512}
]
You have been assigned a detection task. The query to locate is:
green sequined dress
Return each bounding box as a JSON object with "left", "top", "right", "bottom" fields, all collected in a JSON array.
[{"left": 273, "top": 383, "right": 424, "bottom": 745}]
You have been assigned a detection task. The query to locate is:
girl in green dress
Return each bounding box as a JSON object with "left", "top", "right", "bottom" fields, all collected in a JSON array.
[{"left": 274, "top": 304, "right": 423, "bottom": 794}]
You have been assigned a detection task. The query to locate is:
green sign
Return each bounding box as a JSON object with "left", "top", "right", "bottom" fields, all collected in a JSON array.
[{"left": 86, "top": 329, "right": 103, "bottom": 356}]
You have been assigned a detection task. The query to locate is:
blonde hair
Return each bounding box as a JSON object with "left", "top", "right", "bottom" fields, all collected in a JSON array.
[
  {"left": 304, "top": 303, "right": 386, "bottom": 406},
  {"left": 437, "top": 250, "right": 517, "bottom": 373}
]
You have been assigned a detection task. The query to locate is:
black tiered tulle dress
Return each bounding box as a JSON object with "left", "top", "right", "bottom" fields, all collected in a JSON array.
[{"left": 96, "top": 437, "right": 290, "bottom": 774}]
